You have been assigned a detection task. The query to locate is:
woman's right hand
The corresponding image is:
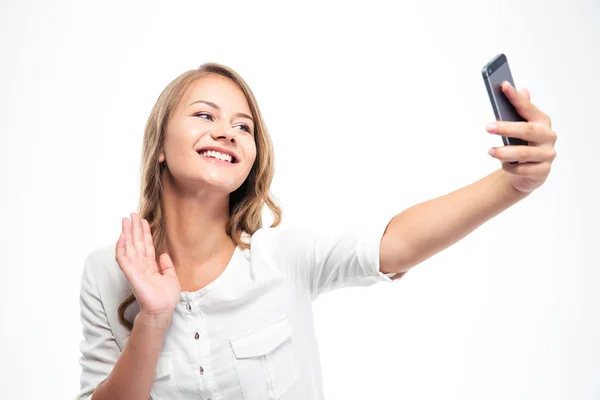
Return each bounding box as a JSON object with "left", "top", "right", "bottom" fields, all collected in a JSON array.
[{"left": 116, "top": 213, "right": 181, "bottom": 320}]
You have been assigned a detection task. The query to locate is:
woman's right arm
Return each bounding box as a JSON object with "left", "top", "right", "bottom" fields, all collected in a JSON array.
[
  {"left": 91, "top": 313, "right": 170, "bottom": 400},
  {"left": 77, "top": 213, "right": 181, "bottom": 400}
]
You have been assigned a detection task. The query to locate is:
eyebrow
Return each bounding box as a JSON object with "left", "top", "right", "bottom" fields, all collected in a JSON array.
[{"left": 188, "top": 100, "right": 254, "bottom": 122}]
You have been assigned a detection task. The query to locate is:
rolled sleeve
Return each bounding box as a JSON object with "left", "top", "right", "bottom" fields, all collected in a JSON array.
[{"left": 356, "top": 213, "right": 406, "bottom": 284}]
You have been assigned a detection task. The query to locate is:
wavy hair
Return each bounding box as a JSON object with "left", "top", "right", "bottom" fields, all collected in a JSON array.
[{"left": 118, "top": 63, "right": 282, "bottom": 330}]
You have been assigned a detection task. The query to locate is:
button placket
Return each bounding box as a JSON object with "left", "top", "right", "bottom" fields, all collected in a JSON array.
[{"left": 181, "top": 298, "right": 215, "bottom": 399}]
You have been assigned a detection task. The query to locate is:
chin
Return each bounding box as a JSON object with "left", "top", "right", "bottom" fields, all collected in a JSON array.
[{"left": 199, "top": 173, "right": 245, "bottom": 194}]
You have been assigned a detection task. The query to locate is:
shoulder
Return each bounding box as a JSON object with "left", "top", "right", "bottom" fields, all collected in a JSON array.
[
  {"left": 84, "top": 242, "right": 120, "bottom": 280},
  {"left": 248, "top": 225, "right": 324, "bottom": 269},
  {"left": 80, "top": 243, "right": 133, "bottom": 347},
  {"left": 85, "top": 242, "right": 117, "bottom": 267},
  {"left": 250, "top": 225, "right": 315, "bottom": 247},
  {"left": 82, "top": 242, "right": 131, "bottom": 302}
]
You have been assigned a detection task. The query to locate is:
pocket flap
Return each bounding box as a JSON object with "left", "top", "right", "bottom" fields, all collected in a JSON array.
[
  {"left": 230, "top": 315, "right": 292, "bottom": 359},
  {"left": 154, "top": 354, "right": 172, "bottom": 379}
]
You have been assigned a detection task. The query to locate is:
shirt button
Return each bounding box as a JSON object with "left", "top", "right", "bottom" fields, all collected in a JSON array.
[
  {"left": 185, "top": 303, "right": 192, "bottom": 311},
  {"left": 194, "top": 332, "right": 200, "bottom": 340},
  {"left": 199, "top": 366, "right": 205, "bottom": 375}
]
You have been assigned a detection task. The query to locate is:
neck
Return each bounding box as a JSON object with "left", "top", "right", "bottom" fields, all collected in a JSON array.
[{"left": 160, "top": 171, "right": 235, "bottom": 271}]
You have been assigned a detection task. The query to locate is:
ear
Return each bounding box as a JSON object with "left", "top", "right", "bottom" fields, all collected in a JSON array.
[{"left": 158, "top": 152, "right": 165, "bottom": 163}]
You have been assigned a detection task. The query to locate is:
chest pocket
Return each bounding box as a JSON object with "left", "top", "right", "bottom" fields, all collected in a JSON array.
[
  {"left": 150, "top": 353, "right": 182, "bottom": 400},
  {"left": 230, "top": 314, "right": 299, "bottom": 399}
]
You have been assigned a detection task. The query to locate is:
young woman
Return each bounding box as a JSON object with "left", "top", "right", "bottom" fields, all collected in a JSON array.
[{"left": 76, "top": 63, "right": 557, "bottom": 400}]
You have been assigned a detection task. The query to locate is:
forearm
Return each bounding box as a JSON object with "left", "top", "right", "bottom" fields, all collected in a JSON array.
[
  {"left": 92, "top": 314, "right": 171, "bottom": 400},
  {"left": 381, "top": 168, "right": 530, "bottom": 271}
]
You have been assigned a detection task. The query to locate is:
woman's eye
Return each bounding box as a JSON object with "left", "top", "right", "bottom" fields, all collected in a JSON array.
[
  {"left": 194, "top": 112, "right": 213, "bottom": 121},
  {"left": 236, "top": 124, "right": 251, "bottom": 133},
  {"left": 194, "top": 113, "right": 252, "bottom": 134}
]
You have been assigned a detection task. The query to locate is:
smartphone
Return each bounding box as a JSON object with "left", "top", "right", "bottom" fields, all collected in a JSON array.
[{"left": 482, "top": 54, "right": 528, "bottom": 152}]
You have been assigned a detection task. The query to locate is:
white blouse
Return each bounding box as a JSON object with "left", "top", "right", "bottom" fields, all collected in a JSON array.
[{"left": 76, "top": 217, "right": 404, "bottom": 400}]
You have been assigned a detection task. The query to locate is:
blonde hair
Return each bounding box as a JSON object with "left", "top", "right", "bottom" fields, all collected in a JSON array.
[{"left": 118, "top": 63, "right": 282, "bottom": 330}]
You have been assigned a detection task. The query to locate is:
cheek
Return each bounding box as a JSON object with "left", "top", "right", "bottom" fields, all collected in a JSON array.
[
  {"left": 175, "top": 119, "right": 205, "bottom": 140},
  {"left": 246, "top": 141, "right": 258, "bottom": 166},
  {"left": 164, "top": 121, "right": 205, "bottom": 153},
  {"left": 172, "top": 115, "right": 209, "bottom": 136}
]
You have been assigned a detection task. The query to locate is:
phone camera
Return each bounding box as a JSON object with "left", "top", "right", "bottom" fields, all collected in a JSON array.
[{"left": 488, "top": 68, "right": 492, "bottom": 74}]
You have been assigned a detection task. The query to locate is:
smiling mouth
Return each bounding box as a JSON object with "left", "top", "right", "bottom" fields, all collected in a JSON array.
[{"left": 197, "top": 150, "right": 238, "bottom": 164}]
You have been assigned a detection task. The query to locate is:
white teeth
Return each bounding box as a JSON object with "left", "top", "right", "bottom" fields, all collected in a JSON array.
[{"left": 199, "top": 150, "right": 233, "bottom": 163}]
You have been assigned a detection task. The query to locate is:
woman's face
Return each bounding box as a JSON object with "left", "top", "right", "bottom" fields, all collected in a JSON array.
[{"left": 160, "top": 74, "right": 257, "bottom": 194}]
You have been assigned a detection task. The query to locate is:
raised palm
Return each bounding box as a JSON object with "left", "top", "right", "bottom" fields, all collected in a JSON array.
[{"left": 115, "top": 213, "right": 181, "bottom": 318}]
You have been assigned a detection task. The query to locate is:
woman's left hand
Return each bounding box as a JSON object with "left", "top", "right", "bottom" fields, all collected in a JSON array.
[{"left": 485, "top": 81, "right": 558, "bottom": 194}]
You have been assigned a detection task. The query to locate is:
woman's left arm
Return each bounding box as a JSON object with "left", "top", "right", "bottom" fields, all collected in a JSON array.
[{"left": 380, "top": 81, "right": 558, "bottom": 275}]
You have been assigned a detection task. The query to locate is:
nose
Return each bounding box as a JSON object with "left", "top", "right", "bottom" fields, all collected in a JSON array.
[{"left": 210, "top": 125, "right": 237, "bottom": 143}]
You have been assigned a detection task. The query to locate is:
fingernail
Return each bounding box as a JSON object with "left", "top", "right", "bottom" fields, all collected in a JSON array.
[
  {"left": 488, "top": 148, "right": 496, "bottom": 156},
  {"left": 487, "top": 123, "right": 497, "bottom": 132}
]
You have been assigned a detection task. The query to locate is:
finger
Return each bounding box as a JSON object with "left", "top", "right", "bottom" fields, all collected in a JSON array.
[
  {"left": 141, "top": 218, "right": 156, "bottom": 260},
  {"left": 158, "top": 253, "right": 178, "bottom": 278},
  {"left": 116, "top": 232, "right": 125, "bottom": 258},
  {"left": 122, "top": 217, "right": 134, "bottom": 257},
  {"left": 502, "top": 81, "right": 549, "bottom": 124},
  {"left": 487, "top": 121, "right": 552, "bottom": 143},
  {"left": 501, "top": 160, "right": 552, "bottom": 178},
  {"left": 115, "top": 232, "right": 134, "bottom": 279},
  {"left": 489, "top": 145, "right": 556, "bottom": 163},
  {"left": 131, "top": 213, "right": 146, "bottom": 257}
]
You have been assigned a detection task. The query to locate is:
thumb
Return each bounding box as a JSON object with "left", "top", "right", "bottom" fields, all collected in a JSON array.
[
  {"left": 158, "top": 253, "right": 177, "bottom": 278},
  {"left": 519, "top": 88, "right": 531, "bottom": 101}
]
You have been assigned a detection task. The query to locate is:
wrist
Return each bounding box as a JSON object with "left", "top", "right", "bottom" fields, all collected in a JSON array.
[
  {"left": 497, "top": 168, "right": 532, "bottom": 200},
  {"left": 134, "top": 311, "right": 173, "bottom": 331},
  {"left": 127, "top": 313, "right": 171, "bottom": 357}
]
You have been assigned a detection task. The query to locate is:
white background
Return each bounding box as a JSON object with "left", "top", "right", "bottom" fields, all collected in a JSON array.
[{"left": 1, "top": 0, "right": 599, "bottom": 399}]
